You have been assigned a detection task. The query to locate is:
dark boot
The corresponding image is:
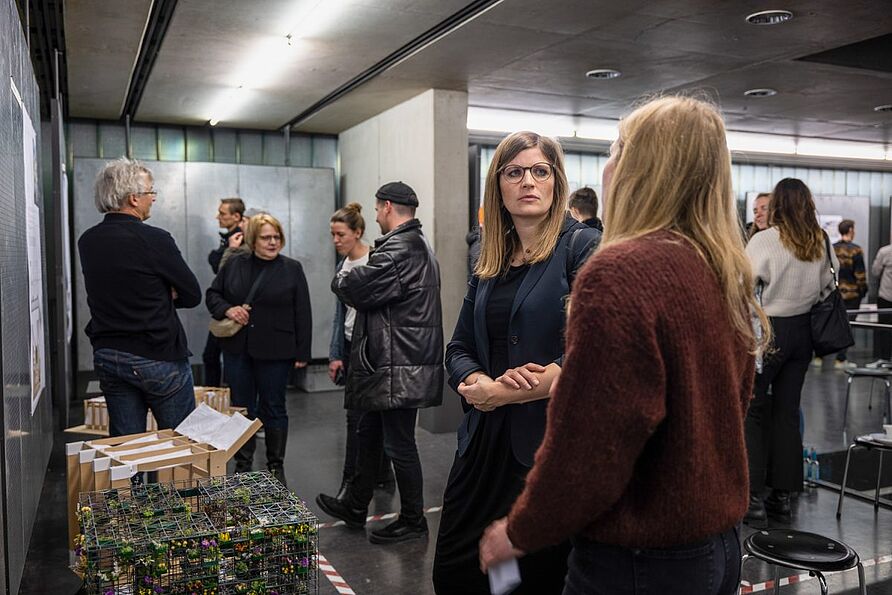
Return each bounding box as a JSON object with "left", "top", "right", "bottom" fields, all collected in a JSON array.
[
  {"left": 743, "top": 493, "right": 767, "bottom": 529},
  {"left": 265, "top": 428, "right": 288, "bottom": 487},
  {"left": 765, "top": 489, "right": 792, "bottom": 522},
  {"left": 315, "top": 491, "right": 367, "bottom": 529},
  {"left": 234, "top": 435, "right": 256, "bottom": 473},
  {"left": 336, "top": 476, "right": 354, "bottom": 501}
]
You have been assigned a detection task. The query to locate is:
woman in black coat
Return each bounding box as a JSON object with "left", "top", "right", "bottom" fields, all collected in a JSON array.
[
  {"left": 432, "top": 131, "right": 600, "bottom": 594},
  {"left": 206, "top": 213, "right": 312, "bottom": 485}
]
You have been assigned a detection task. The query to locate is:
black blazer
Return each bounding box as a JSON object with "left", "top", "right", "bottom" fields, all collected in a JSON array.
[
  {"left": 206, "top": 252, "right": 312, "bottom": 361},
  {"left": 445, "top": 217, "right": 600, "bottom": 466}
]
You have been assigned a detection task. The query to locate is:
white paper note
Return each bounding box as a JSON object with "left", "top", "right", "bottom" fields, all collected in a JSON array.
[{"left": 488, "top": 558, "right": 521, "bottom": 595}]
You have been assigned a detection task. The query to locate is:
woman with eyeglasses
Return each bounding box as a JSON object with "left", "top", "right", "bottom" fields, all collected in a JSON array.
[
  {"left": 433, "top": 131, "right": 601, "bottom": 594},
  {"left": 206, "top": 213, "right": 312, "bottom": 486},
  {"left": 477, "top": 97, "right": 768, "bottom": 594}
]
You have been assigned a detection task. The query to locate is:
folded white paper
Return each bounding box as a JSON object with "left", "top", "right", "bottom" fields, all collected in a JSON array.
[
  {"left": 175, "top": 403, "right": 252, "bottom": 450},
  {"left": 488, "top": 558, "right": 521, "bottom": 595}
]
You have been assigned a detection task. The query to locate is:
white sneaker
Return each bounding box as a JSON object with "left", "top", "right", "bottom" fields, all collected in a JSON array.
[{"left": 865, "top": 359, "right": 889, "bottom": 369}]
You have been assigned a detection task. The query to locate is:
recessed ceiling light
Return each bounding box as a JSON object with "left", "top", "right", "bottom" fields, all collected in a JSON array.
[
  {"left": 874, "top": 104, "right": 892, "bottom": 112},
  {"left": 744, "top": 88, "right": 778, "bottom": 97},
  {"left": 586, "top": 69, "right": 622, "bottom": 80},
  {"left": 746, "top": 10, "right": 793, "bottom": 25}
]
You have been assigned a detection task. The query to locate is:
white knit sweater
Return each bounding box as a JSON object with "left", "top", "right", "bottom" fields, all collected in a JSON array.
[{"left": 746, "top": 227, "right": 838, "bottom": 317}]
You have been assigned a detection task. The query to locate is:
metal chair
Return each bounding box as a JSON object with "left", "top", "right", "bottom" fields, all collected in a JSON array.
[
  {"left": 836, "top": 433, "right": 892, "bottom": 518},
  {"left": 741, "top": 529, "right": 866, "bottom": 595},
  {"left": 842, "top": 368, "right": 892, "bottom": 430}
]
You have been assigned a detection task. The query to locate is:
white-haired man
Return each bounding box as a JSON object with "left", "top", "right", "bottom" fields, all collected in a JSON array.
[{"left": 78, "top": 158, "right": 201, "bottom": 436}]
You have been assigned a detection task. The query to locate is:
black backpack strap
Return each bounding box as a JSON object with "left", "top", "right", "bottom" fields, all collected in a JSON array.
[{"left": 244, "top": 267, "right": 269, "bottom": 305}]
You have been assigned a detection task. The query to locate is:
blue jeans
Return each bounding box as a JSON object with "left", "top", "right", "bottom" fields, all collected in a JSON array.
[
  {"left": 563, "top": 527, "right": 741, "bottom": 595},
  {"left": 93, "top": 348, "right": 196, "bottom": 437},
  {"left": 222, "top": 352, "right": 292, "bottom": 430}
]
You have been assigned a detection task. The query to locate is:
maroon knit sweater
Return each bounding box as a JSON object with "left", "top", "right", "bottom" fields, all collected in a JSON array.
[{"left": 507, "top": 231, "right": 754, "bottom": 552}]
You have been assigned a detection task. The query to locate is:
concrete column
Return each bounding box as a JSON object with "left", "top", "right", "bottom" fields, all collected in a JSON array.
[{"left": 339, "top": 89, "right": 468, "bottom": 433}]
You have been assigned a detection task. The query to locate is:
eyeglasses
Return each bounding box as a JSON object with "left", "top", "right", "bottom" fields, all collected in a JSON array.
[
  {"left": 499, "top": 162, "right": 554, "bottom": 184},
  {"left": 258, "top": 234, "right": 282, "bottom": 243},
  {"left": 134, "top": 190, "right": 157, "bottom": 197}
]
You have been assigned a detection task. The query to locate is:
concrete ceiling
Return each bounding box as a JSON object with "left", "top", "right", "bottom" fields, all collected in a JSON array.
[{"left": 64, "top": 0, "right": 892, "bottom": 143}]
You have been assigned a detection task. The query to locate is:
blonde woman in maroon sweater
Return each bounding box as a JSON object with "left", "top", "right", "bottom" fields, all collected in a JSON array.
[{"left": 479, "top": 96, "right": 770, "bottom": 594}]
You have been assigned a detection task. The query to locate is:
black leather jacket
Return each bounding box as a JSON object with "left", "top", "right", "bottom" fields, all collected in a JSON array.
[{"left": 333, "top": 219, "right": 444, "bottom": 411}]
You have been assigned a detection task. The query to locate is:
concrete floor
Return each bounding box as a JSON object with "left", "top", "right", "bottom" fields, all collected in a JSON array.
[{"left": 21, "top": 352, "right": 892, "bottom": 594}]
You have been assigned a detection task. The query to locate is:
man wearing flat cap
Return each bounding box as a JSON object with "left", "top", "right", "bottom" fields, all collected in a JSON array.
[{"left": 317, "top": 181, "right": 444, "bottom": 544}]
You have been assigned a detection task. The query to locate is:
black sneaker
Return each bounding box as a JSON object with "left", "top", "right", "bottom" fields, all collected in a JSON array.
[
  {"left": 368, "top": 516, "right": 428, "bottom": 544},
  {"left": 315, "top": 493, "right": 367, "bottom": 529}
]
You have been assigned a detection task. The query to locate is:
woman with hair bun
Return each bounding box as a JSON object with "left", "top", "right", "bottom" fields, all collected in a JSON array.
[{"left": 321, "top": 203, "right": 392, "bottom": 502}]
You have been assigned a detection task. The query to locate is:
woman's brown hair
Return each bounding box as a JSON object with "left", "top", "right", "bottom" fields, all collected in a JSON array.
[
  {"left": 330, "top": 202, "right": 365, "bottom": 236},
  {"left": 769, "top": 178, "right": 824, "bottom": 262},
  {"left": 475, "top": 131, "right": 569, "bottom": 279}
]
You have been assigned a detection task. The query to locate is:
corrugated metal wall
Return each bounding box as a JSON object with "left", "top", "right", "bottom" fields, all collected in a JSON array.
[
  {"left": 0, "top": 0, "right": 54, "bottom": 592},
  {"left": 66, "top": 122, "right": 340, "bottom": 374}
]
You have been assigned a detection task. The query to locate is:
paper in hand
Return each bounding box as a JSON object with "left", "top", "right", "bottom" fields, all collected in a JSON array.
[{"left": 488, "top": 557, "right": 521, "bottom": 595}]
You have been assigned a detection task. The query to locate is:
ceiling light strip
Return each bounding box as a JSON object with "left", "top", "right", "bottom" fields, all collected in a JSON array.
[
  {"left": 281, "top": 0, "right": 506, "bottom": 129},
  {"left": 120, "top": 0, "right": 179, "bottom": 121},
  {"left": 467, "top": 107, "right": 892, "bottom": 163}
]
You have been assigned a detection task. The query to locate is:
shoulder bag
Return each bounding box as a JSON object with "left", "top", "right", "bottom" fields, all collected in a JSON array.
[
  {"left": 810, "top": 233, "right": 855, "bottom": 356},
  {"left": 208, "top": 267, "right": 268, "bottom": 338}
]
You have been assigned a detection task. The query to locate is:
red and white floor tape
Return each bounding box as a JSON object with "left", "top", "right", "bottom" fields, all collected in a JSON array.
[
  {"left": 318, "top": 505, "right": 443, "bottom": 530},
  {"left": 739, "top": 553, "right": 892, "bottom": 593},
  {"left": 318, "top": 552, "right": 356, "bottom": 595}
]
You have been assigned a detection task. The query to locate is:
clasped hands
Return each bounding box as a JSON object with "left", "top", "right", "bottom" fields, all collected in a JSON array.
[{"left": 457, "top": 363, "right": 546, "bottom": 412}]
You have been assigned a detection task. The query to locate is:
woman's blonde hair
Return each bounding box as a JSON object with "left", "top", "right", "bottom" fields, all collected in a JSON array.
[
  {"left": 475, "top": 131, "right": 569, "bottom": 278},
  {"left": 602, "top": 95, "right": 770, "bottom": 351},
  {"left": 769, "top": 178, "right": 824, "bottom": 262},
  {"left": 246, "top": 213, "right": 286, "bottom": 250}
]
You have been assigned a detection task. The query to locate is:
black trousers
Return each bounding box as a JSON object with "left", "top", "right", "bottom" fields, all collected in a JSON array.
[
  {"left": 202, "top": 331, "right": 222, "bottom": 387},
  {"left": 875, "top": 297, "right": 892, "bottom": 360},
  {"left": 351, "top": 408, "right": 424, "bottom": 522},
  {"left": 746, "top": 313, "right": 812, "bottom": 492}
]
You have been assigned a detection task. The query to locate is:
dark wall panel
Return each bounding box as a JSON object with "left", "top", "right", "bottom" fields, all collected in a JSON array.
[{"left": 0, "top": 0, "right": 54, "bottom": 592}]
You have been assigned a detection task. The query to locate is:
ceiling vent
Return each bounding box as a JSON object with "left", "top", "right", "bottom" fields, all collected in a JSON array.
[
  {"left": 746, "top": 10, "right": 793, "bottom": 25},
  {"left": 744, "top": 88, "right": 778, "bottom": 97},
  {"left": 586, "top": 69, "right": 621, "bottom": 80}
]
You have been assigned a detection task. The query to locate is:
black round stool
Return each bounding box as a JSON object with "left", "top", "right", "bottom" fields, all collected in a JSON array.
[{"left": 741, "top": 529, "right": 866, "bottom": 594}]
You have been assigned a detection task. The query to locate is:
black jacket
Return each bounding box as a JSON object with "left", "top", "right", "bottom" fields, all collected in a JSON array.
[
  {"left": 333, "top": 219, "right": 444, "bottom": 411},
  {"left": 208, "top": 227, "right": 241, "bottom": 274},
  {"left": 206, "top": 252, "right": 312, "bottom": 361},
  {"left": 78, "top": 213, "right": 201, "bottom": 361},
  {"left": 445, "top": 217, "right": 601, "bottom": 465}
]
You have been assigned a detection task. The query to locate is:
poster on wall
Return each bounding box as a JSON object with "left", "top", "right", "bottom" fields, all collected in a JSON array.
[{"left": 12, "top": 79, "right": 46, "bottom": 414}]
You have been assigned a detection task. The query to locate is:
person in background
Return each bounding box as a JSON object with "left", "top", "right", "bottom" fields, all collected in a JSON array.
[
  {"left": 871, "top": 240, "right": 892, "bottom": 363},
  {"left": 465, "top": 206, "right": 484, "bottom": 282},
  {"left": 744, "top": 178, "right": 837, "bottom": 526},
  {"left": 206, "top": 213, "right": 312, "bottom": 485},
  {"left": 316, "top": 181, "right": 443, "bottom": 545},
  {"left": 478, "top": 96, "right": 763, "bottom": 595},
  {"left": 202, "top": 198, "right": 245, "bottom": 387},
  {"left": 833, "top": 219, "right": 867, "bottom": 368},
  {"left": 746, "top": 192, "right": 771, "bottom": 240},
  {"left": 434, "top": 131, "right": 600, "bottom": 594},
  {"left": 568, "top": 186, "right": 603, "bottom": 231},
  {"left": 79, "top": 157, "right": 201, "bottom": 437},
  {"left": 321, "top": 202, "right": 393, "bottom": 503}
]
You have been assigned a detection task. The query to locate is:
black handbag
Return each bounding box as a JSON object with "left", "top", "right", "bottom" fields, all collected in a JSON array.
[{"left": 810, "top": 233, "right": 855, "bottom": 356}]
